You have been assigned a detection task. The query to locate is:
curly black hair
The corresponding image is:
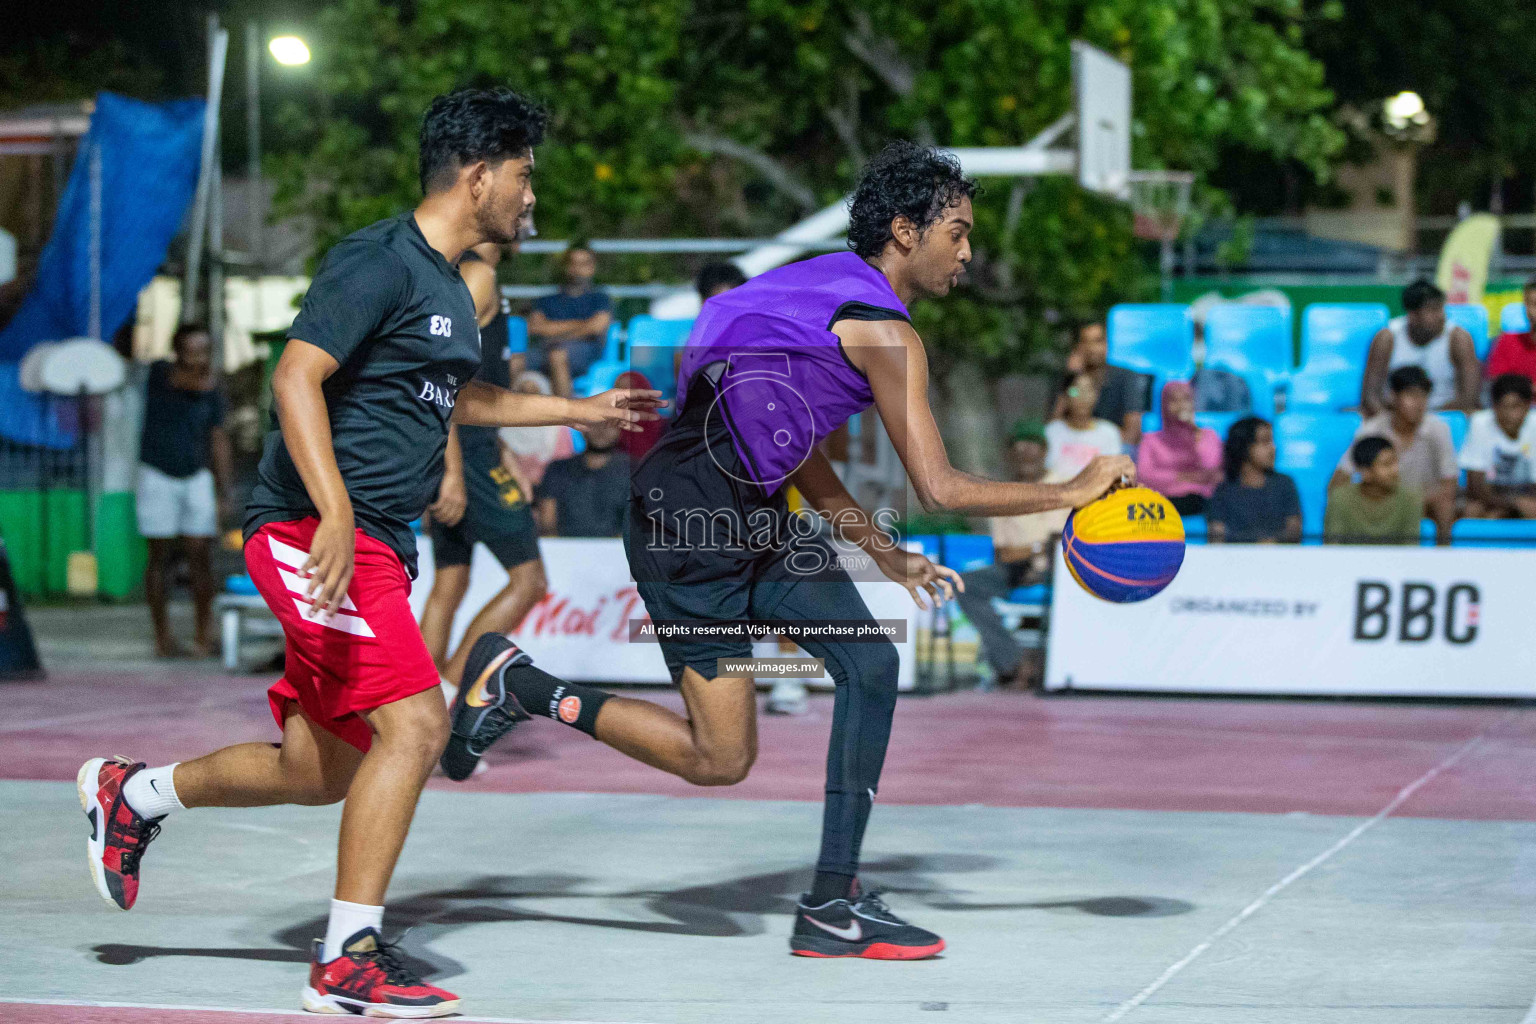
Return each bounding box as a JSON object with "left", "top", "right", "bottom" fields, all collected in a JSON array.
[
  {"left": 846, "top": 142, "right": 978, "bottom": 258},
  {"left": 419, "top": 87, "right": 549, "bottom": 195}
]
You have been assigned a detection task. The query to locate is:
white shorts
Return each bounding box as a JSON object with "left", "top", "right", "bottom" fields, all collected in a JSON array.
[{"left": 135, "top": 464, "right": 217, "bottom": 539}]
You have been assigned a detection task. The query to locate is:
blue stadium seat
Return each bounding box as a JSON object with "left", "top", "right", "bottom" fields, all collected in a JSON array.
[
  {"left": 940, "top": 534, "right": 995, "bottom": 571},
  {"left": 1204, "top": 304, "right": 1292, "bottom": 375},
  {"left": 1300, "top": 303, "right": 1389, "bottom": 375},
  {"left": 571, "top": 323, "right": 630, "bottom": 394},
  {"left": 1287, "top": 361, "right": 1360, "bottom": 412},
  {"left": 905, "top": 534, "right": 941, "bottom": 561},
  {"left": 1107, "top": 304, "right": 1194, "bottom": 379},
  {"left": 1003, "top": 583, "right": 1051, "bottom": 605},
  {"left": 1182, "top": 514, "right": 1207, "bottom": 544},
  {"left": 1451, "top": 518, "right": 1536, "bottom": 547},
  {"left": 1436, "top": 409, "right": 1468, "bottom": 453},
  {"left": 224, "top": 573, "right": 259, "bottom": 596},
  {"left": 1419, "top": 518, "right": 1437, "bottom": 547},
  {"left": 505, "top": 315, "right": 529, "bottom": 355},
  {"left": 1274, "top": 412, "right": 1361, "bottom": 542},
  {"left": 625, "top": 315, "right": 695, "bottom": 399},
  {"left": 1446, "top": 304, "right": 1490, "bottom": 360},
  {"left": 1501, "top": 302, "right": 1529, "bottom": 335}
]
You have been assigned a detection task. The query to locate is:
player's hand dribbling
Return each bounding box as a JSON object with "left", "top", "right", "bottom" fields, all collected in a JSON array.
[
  {"left": 572, "top": 387, "right": 668, "bottom": 433},
  {"left": 301, "top": 514, "right": 355, "bottom": 619},
  {"left": 1069, "top": 455, "right": 1136, "bottom": 508},
  {"left": 874, "top": 548, "right": 965, "bottom": 611}
]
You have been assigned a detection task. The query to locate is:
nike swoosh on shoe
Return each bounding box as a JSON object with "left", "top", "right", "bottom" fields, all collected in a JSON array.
[{"left": 803, "top": 915, "right": 862, "bottom": 941}]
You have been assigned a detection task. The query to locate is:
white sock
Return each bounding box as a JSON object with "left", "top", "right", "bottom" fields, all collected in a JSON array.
[
  {"left": 323, "top": 899, "right": 384, "bottom": 962},
  {"left": 121, "top": 763, "right": 184, "bottom": 819}
]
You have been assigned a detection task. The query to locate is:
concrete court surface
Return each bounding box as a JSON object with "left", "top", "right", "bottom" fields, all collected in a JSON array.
[{"left": 3, "top": 645, "right": 1536, "bottom": 1021}]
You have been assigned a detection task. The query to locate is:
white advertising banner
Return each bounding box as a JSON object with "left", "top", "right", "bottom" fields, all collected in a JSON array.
[
  {"left": 1045, "top": 545, "right": 1536, "bottom": 697},
  {"left": 411, "top": 536, "right": 918, "bottom": 688}
]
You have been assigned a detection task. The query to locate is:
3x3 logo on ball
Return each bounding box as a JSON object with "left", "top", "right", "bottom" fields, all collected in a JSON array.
[
  {"left": 1124, "top": 502, "right": 1166, "bottom": 522},
  {"left": 1352, "top": 580, "right": 1479, "bottom": 645}
]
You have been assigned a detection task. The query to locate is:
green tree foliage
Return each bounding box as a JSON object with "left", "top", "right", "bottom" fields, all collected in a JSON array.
[{"left": 276, "top": 0, "right": 1342, "bottom": 371}]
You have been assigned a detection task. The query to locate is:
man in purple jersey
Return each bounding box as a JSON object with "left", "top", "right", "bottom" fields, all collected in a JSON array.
[{"left": 443, "top": 143, "right": 1134, "bottom": 959}]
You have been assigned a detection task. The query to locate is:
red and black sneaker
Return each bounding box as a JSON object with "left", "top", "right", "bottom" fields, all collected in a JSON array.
[
  {"left": 302, "top": 927, "right": 459, "bottom": 1018},
  {"left": 76, "top": 756, "right": 163, "bottom": 911},
  {"left": 791, "top": 888, "right": 946, "bottom": 960}
]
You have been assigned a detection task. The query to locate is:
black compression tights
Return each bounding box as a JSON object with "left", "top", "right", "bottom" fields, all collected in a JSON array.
[{"left": 753, "top": 575, "right": 901, "bottom": 880}]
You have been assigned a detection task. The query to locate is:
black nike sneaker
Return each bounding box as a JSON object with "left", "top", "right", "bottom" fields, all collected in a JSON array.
[
  {"left": 791, "top": 888, "right": 946, "bottom": 959},
  {"left": 440, "top": 634, "right": 533, "bottom": 781}
]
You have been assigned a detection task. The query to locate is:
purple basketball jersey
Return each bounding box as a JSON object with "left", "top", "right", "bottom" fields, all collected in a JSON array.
[{"left": 675, "top": 252, "right": 908, "bottom": 493}]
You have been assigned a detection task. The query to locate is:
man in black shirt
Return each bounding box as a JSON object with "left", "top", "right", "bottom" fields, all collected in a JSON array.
[
  {"left": 534, "top": 420, "right": 630, "bottom": 536},
  {"left": 420, "top": 237, "right": 550, "bottom": 690},
  {"left": 135, "top": 323, "right": 233, "bottom": 657},
  {"left": 76, "top": 88, "right": 661, "bottom": 1019}
]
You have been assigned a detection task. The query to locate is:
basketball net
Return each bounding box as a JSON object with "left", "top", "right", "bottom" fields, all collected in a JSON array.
[{"left": 1127, "top": 171, "right": 1194, "bottom": 242}]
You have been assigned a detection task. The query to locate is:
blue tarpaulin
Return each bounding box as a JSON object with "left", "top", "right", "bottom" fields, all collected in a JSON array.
[{"left": 0, "top": 92, "right": 204, "bottom": 447}]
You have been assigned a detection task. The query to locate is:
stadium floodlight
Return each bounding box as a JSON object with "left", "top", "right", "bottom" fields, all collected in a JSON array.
[
  {"left": 1384, "top": 91, "right": 1428, "bottom": 131},
  {"left": 268, "top": 36, "right": 311, "bottom": 66}
]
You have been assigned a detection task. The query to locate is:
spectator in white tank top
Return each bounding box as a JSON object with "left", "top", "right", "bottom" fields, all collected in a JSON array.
[{"left": 1361, "top": 279, "right": 1480, "bottom": 415}]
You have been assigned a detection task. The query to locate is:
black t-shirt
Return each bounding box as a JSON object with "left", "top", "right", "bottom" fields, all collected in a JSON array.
[
  {"left": 245, "top": 213, "right": 481, "bottom": 576},
  {"left": 1205, "top": 473, "right": 1301, "bottom": 543},
  {"left": 139, "top": 361, "right": 226, "bottom": 478},
  {"left": 1095, "top": 363, "right": 1151, "bottom": 427},
  {"left": 537, "top": 451, "right": 631, "bottom": 537},
  {"left": 458, "top": 297, "right": 513, "bottom": 469}
]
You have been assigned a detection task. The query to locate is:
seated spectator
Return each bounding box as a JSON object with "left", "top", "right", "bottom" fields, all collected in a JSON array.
[
  {"left": 1325, "top": 437, "right": 1422, "bottom": 544},
  {"left": 1485, "top": 275, "right": 1536, "bottom": 391},
  {"left": 1361, "top": 278, "right": 1479, "bottom": 414},
  {"left": 535, "top": 420, "right": 631, "bottom": 537},
  {"left": 1046, "top": 371, "right": 1124, "bottom": 476},
  {"left": 1206, "top": 416, "right": 1302, "bottom": 543},
  {"left": 1332, "top": 365, "right": 1457, "bottom": 542},
  {"left": 1191, "top": 363, "right": 1252, "bottom": 415},
  {"left": 527, "top": 241, "right": 613, "bottom": 396},
  {"left": 955, "top": 419, "right": 1070, "bottom": 688},
  {"left": 1135, "top": 381, "right": 1223, "bottom": 516},
  {"left": 500, "top": 370, "right": 575, "bottom": 488},
  {"left": 1056, "top": 320, "right": 1149, "bottom": 445},
  {"left": 1461, "top": 372, "right": 1536, "bottom": 519}
]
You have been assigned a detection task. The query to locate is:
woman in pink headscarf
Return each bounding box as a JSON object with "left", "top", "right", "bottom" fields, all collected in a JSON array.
[{"left": 1136, "top": 380, "right": 1223, "bottom": 515}]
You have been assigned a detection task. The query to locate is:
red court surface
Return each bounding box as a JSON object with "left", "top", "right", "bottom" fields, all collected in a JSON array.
[{"left": 3, "top": 669, "right": 1532, "bottom": 821}]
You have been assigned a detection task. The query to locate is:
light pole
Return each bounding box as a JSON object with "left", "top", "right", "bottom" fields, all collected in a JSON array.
[{"left": 246, "top": 31, "right": 311, "bottom": 273}]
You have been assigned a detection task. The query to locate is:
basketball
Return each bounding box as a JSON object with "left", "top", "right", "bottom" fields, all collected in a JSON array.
[{"left": 1061, "top": 486, "right": 1185, "bottom": 603}]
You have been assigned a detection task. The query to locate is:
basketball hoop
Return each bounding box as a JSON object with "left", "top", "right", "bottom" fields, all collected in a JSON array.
[{"left": 1128, "top": 170, "right": 1194, "bottom": 242}]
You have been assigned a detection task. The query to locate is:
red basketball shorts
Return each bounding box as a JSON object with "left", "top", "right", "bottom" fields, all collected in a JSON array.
[{"left": 244, "top": 517, "right": 439, "bottom": 752}]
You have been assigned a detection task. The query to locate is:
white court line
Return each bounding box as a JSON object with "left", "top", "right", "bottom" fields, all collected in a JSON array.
[
  {"left": 0, "top": 996, "right": 657, "bottom": 1024},
  {"left": 1103, "top": 710, "right": 1516, "bottom": 1022}
]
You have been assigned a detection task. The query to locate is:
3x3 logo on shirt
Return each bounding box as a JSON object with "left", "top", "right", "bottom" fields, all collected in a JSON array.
[{"left": 429, "top": 315, "right": 453, "bottom": 337}]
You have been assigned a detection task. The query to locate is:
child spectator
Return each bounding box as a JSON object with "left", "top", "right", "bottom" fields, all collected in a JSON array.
[
  {"left": 1206, "top": 416, "right": 1302, "bottom": 543},
  {"left": 1484, "top": 276, "right": 1536, "bottom": 390},
  {"left": 1461, "top": 372, "right": 1536, "bottom": 519},
  {"left": 1135, "top": 380, "right": 1223, "bottom": 516},
  {"left": 1325, "top": 437, "right": 1422, "bottom": 544},
  {"left": 1046, "top": 371, "right": 1124, "bottom": 476},
  {"left": 1332, "top": 365, "right": 1458, "bottom": 542}
]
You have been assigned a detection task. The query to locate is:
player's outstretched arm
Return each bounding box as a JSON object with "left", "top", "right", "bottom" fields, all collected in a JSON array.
[
  {"left": 452, "top": 379, "right": 667, "bottom": 431},
  {"left": 837, "top": 318, "right": 1134, "bottom": 514},
  {"left": 790, "top": 448, "right": 961, "bottom": 609}
]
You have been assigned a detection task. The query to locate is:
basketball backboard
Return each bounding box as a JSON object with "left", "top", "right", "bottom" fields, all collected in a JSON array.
[{"left": 1072, "top": 41, "right": 1131, "bottom": 200}]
